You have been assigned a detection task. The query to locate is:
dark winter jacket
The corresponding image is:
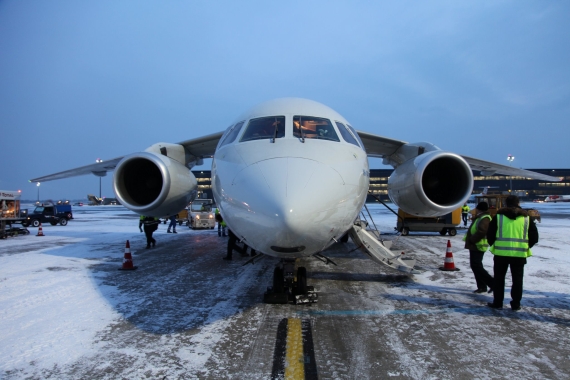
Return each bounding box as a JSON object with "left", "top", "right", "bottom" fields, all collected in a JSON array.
[
  {"left": 486, "top": 207, "right": 539, "bottom": 248},
  {"left": 464, "top": 212, "right": 491, "bottom": 251}
]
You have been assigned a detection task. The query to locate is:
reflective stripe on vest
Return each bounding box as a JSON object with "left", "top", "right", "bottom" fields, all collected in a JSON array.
[
  {"left": 470, "top": 214, "right": 492, "bottom": 251},
  {"left": 490, "top": 214, "right": 532, "bottom": 257}
]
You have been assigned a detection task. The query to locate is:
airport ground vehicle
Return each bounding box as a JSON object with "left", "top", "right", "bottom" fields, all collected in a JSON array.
[
  {"left": 161, "top": 208, "right": 190, "bottom": 226},
  {"left": 188, "top": 199, "right": 215, "bottom": 229},
  {"left": 396, "top": 207, "right": 462, "bottom": 236},
  {"left": 22, "top": 202, "right": 73, "bottom": 227},
  {"left": 1, "top": 190, "right": 30, "bottom": 238},
  {"left": 470, "top": 193, "right": 541, "bottom": 222}
]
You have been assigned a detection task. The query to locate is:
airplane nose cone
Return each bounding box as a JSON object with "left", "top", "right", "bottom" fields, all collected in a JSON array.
[{"left": 227, "top": 157, "right": 355, "bottom": 255}]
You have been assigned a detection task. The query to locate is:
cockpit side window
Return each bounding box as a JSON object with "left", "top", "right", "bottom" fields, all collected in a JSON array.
[
  {"left": 293, "top": 116, "right": 340, "bottom": 142},
  {"left": 336, "top": 122, "right": 361, "bottom": 148},
  {"left": 240, "top": 116, "right": 285, "bottom": 142},
  {"left": 347, "top": 124, "right": 365, "bottom": 149},
  {"left": 219, "top": 121, "right": 245, "bottom": 148}
]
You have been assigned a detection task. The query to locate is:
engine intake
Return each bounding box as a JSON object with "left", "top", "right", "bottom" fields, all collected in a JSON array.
[
  {"left": 388, "top": 151, "right": 473, "bottom": 217},
  {"left": 113, "top": 152, "right": 197, "bottom": 216}
]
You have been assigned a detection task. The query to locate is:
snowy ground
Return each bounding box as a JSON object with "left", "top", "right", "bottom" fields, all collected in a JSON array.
[{"left": 0, "top": 203, "right": 569, "bottom": 379}]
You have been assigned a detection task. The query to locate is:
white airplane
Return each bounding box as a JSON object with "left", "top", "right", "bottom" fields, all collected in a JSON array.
[
  {"left": 544, "top": 195, "right": 570, "bottom": 202},
  {"left": 31, "top": 98, "right": 560, "bottom": 303}
]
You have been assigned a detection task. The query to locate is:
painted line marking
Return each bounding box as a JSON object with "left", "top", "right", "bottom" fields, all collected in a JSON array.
[
  {"left": 285, "top": 318, "right": 304, "bottom": 379},
  {"left": 297, "top": 306, "right": 487, "bottom": 317},
  {"left": 271, "top": 318, "right": 318, "bottom": 380}
]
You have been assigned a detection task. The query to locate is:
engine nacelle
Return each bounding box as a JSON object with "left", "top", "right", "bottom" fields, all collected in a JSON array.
[
  {"left": 113, "top": 152, "right": 197, "bottom": 217},
  {"left": 388, "top": 151, "right": 473, "bottom": 217}
]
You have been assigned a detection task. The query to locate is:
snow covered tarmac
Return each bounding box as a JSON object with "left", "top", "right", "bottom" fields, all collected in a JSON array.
[{"left": 1, "top": 203, "right": 569, "bottom": 379}]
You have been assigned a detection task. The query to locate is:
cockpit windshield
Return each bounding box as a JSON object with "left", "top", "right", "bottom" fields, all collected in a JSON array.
[
  {"left": 293, "top": 116, "right": 340, "bottom": 142},
  {"left": 240, "top": 116, "right": 286, "bottom": 142}
]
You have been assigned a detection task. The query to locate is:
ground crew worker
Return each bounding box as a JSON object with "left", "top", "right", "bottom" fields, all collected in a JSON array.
[
  {"left": 463, "top": 202, "right": 494, "bottom": 293},
  {"left": 461, "top": 203, "right": 470, "bottom": 227},
  {"left": 486, "top": 195, "right": 538, "bottom": 311},
  {"left": 167, "top": 214, "right": 177, "bottom": 234},
  {"left": 223, "top": 229, "right": 249, "bottom": 260},
  {"left": 139, "top": 215, "right": 159, "bottom": 249},
  {"left": 215, "top": 208, "right": 226, "bottom": 237}
]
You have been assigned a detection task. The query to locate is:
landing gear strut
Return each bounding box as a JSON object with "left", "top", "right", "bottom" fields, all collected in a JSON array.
[{"left": 263, "top": 259, "right": 317, "bottom": 304}]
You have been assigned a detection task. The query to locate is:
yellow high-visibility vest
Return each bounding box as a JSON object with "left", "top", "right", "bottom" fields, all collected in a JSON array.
[
  {"left": 490, "top": 214, "right": 532, "bottom": 258},
  {"left": 470, "top": 214, "right": 492, "bottom": 252}
]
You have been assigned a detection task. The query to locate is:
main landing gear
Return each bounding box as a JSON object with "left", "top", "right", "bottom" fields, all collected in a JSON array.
[{"left": 263, "top": 259, "right": 317, "bottom": 304}]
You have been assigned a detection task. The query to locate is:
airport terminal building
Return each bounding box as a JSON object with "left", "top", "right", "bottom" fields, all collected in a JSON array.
[{"left": 192, "top": 168, "right": 570, "bottom": 202}]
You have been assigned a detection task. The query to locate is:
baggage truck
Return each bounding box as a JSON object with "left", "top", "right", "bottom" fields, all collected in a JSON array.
[{"left": 396, "top": 207, "right": 462, "bottom": 236}]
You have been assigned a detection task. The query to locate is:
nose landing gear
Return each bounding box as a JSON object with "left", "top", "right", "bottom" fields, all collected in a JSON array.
[{"left": 263, "top": 259, "right": 317, "bottom": 304}]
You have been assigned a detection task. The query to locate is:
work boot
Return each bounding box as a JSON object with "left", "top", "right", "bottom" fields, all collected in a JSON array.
[
  {"left": 510, "top": 301, "right": 521, "bottom": 311},
  {"left": 173, "top": 230, "right": 177, "bottom": 234},
  {"left": 487, "top": 302, "right": 503, "bottom": 309},
  {"left": 146, "top": 245, "right": 151, "bottom": 249},
  {"left": 167, "top": 230, "right": 172, "bottom": 233},
  {"left": 222, "top": 256, "right": 232, "bottom": 261},
  {"left": 152, "top": 241, "right": 156, "bottom": 248}
]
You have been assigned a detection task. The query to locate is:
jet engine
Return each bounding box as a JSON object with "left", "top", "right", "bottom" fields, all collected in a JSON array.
[
  {"left": 388, "top": 151, "right": 473, "bottom": 217},
  {"left": 113, "top": 151, "right": 197, "bottom": 217}
]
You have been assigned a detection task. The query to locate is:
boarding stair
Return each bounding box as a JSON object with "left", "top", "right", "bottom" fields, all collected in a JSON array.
[{"left": 348, "top": 204, "right": 422, "bottom": 274}]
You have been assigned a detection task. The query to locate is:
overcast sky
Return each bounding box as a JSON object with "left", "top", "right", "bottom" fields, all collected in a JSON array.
[{"left": 1, "top": 1, "right": 569, "bottom": 200}]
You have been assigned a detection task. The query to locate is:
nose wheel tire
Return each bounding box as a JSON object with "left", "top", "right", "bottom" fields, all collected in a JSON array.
[
  {"left": 272, "top": 267, "right": 284, "bottom": 293},
  {"left": 296, "top": 267, "right": 307, "bottom": 294}
]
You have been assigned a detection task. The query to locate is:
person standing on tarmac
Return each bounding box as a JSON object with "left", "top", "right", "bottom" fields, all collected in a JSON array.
[
  {"left": 223, "top": 229, "right": 254, "bottom": 260},
  {"left": 139, "top": 215, "right": 159, "bottom": 249},
  {"left": 463, "top": 202, "right": 494, "bottom": 293},
  {"left": 461, "top": 203, "right": 470, "bottom": 227},
  {"left": 486, "top": 195, "right": 538, "bottom": 311},
  {"left": 167, "top": 214, "right": 178, "bottom": 234},
  {"left": 215, "top": 208, "right": 226, "bottom": 237}
]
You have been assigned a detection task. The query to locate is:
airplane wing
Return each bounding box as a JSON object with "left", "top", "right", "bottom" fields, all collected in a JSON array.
[
  {"left": 30, "top": 157, "right": 125, "bottom": 182},
  {"left": 356, "top": 130, "right": 561, "bottom": 182},
  {"left": 30, "top": 131, "right": 225, "bottom": 183},
  {"left": 356, "top": 130, "right": 407, "bottom": 158},
  {"left": 460, "top": 155, "right": 561, "bottom": 182},
  {"left": 177, "top": 131, "right": 225, "bottom": 160}
]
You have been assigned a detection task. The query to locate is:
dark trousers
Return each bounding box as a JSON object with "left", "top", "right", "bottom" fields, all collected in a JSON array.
[
  {"left": 218, "top": 223, "right": 226, "bottom": 236},
  {"left": 493, "top": 255, "right": 526, "bottom": 307},
  {"left": 462, "top": 213, "right": 468, "bottom": 226},
  {"left": 226, "top": 230, "right": 248, "bottom": 258},
  {"left": 143, "top": 226, "right": 156, "bottom": 247},
  {"left": 469, "top": 249, "right": 494, "bottom": 291},
  {"left": 168, "top": 218, "right": 176, "bottom": 232}
]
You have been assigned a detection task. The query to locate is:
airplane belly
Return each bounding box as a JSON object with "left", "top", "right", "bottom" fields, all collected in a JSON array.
[{"left": 213, "top": 154, "right": 368, "bottom": 257}]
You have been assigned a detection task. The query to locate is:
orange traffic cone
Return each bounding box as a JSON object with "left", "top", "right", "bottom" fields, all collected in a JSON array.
[
  {"left": 439, "top": 240, "right": 460, "bottom": 271},
  {"left": 118, "top": 240, "right": 138, "bottom": 270},
  {"left": 36, "top": 223, "right": 45, "bottom": 237}
]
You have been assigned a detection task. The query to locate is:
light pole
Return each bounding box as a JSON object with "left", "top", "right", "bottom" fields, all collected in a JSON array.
[
  {"left": 37, "top": 182, "right": 40, "bottom": 202},
  {"left": 96, "top": 159, "right": 103, "bottom": 200},
  {"left": 507, "top": 154, "right": 515, "bottom": 193}
]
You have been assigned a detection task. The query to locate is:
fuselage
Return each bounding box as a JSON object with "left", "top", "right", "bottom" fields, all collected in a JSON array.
[{"left": 211, "top": 98, "right": 369, "bottom": 258}]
